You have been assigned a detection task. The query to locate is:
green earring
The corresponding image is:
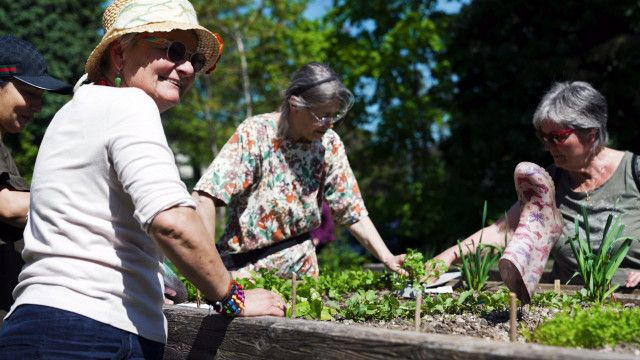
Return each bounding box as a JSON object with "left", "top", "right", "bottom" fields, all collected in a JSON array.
[{"left": 114, "top": 75, "right": 122, "bottom": 87}]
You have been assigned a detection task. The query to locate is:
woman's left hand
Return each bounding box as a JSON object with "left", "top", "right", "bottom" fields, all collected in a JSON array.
[
  {"left": 383, "top": 254, "right": 408, "bottom": 276},
  {"left": 625, "top": 271, "right": 640, "bottom": 288}
]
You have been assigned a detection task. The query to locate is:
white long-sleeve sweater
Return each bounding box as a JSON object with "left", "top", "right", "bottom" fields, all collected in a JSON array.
[{"left": 9, "top": 85, "right": 195, "bottom": 343}]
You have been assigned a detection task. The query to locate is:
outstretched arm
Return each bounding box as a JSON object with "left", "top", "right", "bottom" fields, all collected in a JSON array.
[
  {"left": 150, "top": 205, "right": 286, "bottom": 316},
  {"left": 346, "top": 215, "right": 408, "bottom": 276},
  {"left": 434, "top": 202, "right": 522, "bottom": 268}
]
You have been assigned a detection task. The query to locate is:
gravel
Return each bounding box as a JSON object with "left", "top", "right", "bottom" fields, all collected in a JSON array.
[{"left": 337, "top": 305, "right": 640, "bottom": 356}]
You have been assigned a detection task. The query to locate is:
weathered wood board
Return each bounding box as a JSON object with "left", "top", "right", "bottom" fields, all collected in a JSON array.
[{"left": 163, "top": 306, "right": 637, "bottom": 360}]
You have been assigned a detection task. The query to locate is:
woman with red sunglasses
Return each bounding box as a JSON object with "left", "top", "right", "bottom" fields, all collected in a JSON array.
[{"left": 433, "top": 81, "right": 640, "bottom": 301}]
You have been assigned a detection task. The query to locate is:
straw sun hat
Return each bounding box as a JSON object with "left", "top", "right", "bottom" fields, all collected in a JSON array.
[{"left": 85, "top": 0, "right": 223, "bottom": 81}]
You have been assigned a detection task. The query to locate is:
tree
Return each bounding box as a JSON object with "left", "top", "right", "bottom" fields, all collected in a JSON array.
[
  {"left": 323, "top": 0, "right": 451, "bottom": 253},
  {"left": 0, "top": 0, "right": 103, "bottom": 180},
  {"left": 164, "top": 0, "right": 331, "bottom": 186}
]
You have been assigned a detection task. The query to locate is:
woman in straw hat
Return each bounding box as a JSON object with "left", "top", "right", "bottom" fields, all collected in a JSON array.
[
  {"left": 0, "top": 0, "right": 285, "bottom": 358},
  {"left": 192, "top": 62, "right": 407, "bottom": 279}
]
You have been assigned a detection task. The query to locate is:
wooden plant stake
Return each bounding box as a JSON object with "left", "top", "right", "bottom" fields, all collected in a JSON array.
[
  {"left": 414, "top": 291, "right": 423, "bottom": 332},
  {"left": 554, "top": 279, "right": 561, "bottom": 294},
  {"left": 196, "top": 289, "right": 201, "bottom": 309},
  {"left": 291, "top": 273, "right": 297, "bottom": 319},
  {"left": 509, "top": 292, "right": 517, "bottom": 342}
]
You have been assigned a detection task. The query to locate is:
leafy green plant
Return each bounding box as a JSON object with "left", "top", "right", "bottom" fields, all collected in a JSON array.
[
  {"left": 524, "top": 305, "right": 640, "bottom": 348},
  {"left": 340, "top": 290, "right": 410, "bottom": 321},
  {"left": 422, "top": 258, "right": 448, "bottom": 284},
  {"left": 565, "top": 207, "right": 638, "bottom": 303},
  {"left": 457, "top": 201, "right": 503, "bottom": 291},
  {"left": 401, "top": 248, "right": 426, "bottom": 290},
  {"left": 530, "top": 291, "right": 583, "bottom": 309}
]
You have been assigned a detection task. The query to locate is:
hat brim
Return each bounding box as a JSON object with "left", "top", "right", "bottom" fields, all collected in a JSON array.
[
  {"left": 13, "top": 74, "right": 73, "bottom": 95},
  {"left": 85, "top": 22, "right": 222, "bottom": 82}
]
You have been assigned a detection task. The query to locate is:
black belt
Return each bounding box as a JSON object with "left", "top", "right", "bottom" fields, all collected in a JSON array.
[{"left": 218, "top": 232, "right": 310, "bottom": 271}]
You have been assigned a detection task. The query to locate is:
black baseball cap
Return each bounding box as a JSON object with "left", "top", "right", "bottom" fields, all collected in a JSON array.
[{"left": 0, "top": 35, "right": 72, "bottom": 94}]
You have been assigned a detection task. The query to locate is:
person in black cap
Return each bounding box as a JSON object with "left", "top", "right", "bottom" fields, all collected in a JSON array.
[{"left": 0, "top": 35, "right": 71, "bottom": 327}]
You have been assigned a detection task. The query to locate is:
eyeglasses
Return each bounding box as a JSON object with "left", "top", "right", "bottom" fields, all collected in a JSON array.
[
  {"left": 307, "top": 109, "right": 342, "bottom": 126},
  {"left": 141, "top": 36, "right": 206, "bottom": 73},
  {"left": 535, "top": 128, "right": 575, "bottom": 145}
]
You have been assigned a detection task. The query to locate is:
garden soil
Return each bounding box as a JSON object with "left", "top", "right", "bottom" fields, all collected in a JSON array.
[{"left": 338, "top": 304, "right": 640, "bottom": 356}]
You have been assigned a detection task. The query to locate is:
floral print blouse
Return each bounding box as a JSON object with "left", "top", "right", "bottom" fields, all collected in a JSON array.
[{"left": 194, "top": 112, "right": 367, "bottom": 255}]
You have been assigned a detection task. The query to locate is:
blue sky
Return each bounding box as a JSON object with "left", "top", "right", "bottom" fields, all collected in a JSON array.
[{"left": 303, "top": 0, "right": 466, "bottom": 18}]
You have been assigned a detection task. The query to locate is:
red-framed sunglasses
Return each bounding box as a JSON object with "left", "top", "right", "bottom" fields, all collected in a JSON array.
[{"left": 535, "top": 128, "right": 575, "bottom": 145}]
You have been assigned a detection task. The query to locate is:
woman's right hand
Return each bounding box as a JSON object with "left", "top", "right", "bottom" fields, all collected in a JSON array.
[{"left": 241, "top": 288, "right": 287, "bottom": 317}]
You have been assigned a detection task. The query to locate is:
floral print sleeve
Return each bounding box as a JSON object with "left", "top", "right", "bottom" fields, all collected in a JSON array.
[
  {"left": 194, "top": 121, "right": 260, "bottom": 205},
  {"left": 322, "top": 132, "right": 368, "bottom": 225}
]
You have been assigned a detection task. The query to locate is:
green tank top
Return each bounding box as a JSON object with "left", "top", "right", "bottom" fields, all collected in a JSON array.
[{"left": 550, "top": 151, "right": 640, "bottom": 286}]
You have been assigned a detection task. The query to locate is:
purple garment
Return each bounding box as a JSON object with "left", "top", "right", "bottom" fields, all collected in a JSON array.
[{"left": 311, "top": 202, "right": 335, "bottom": 246}]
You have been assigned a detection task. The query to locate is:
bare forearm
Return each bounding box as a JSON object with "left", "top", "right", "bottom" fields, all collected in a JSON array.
[
  {"left": 347, "top": 216, "right": 394, "bottom": 262},
  {"left": 0, "top": 188, "right": 29, "bottom": 227},
  {"left": 192, "top": 190, "right": 216, "bottom": 243},
  {"left": 436, "top": 202, "right": 521, "bottom": 266},
  {"left": 150, "top": 206, "right": 229, "bottom": 300}
]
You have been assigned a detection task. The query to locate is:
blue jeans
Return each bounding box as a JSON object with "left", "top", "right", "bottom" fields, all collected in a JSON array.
[{"left": 0, "top": 305, "right": 164, "bottom": 359}]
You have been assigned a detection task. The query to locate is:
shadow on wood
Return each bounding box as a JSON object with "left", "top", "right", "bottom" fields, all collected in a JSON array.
[
  {"left": 164, "top": 306, "right": 233, "bottom": 359},
  {"left": 163, "top": 305, "right": 636, "bottom": 360}
]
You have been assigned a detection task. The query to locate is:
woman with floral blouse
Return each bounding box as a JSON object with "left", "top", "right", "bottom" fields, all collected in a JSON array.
[{"left": 192, "top": 62, "right": 406, "bottom": 278}]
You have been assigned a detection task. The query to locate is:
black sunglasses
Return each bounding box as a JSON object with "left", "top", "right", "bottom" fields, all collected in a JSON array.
[{"left": 142, "top": 36, "right": 206, "bottom": 73}]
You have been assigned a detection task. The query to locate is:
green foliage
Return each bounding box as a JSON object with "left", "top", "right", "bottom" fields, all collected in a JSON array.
[
  {"left": 422, "top": 257, "right": 448, "bottom": 284},
  {"left": 530, "top": 291, "right": 583, "bottom": 309},
  {"left": 317, "top": 238, "right": 367, "bottom": 273},
  {"left": 234, "top": 268, "right": 387, "bottom": 321},
  {"left": 524, "top": 305, "right": 640, "bottom": 348},
  {"left": 325, "top": 0, "right": 450, "bottom": 252},
  {"left": 341, "top": 290, "right": 410, "bottom": 321},
  {"left": 401, "top": 248, "right": 425, "bottom": 286},
  {"left": 565, "top": 207, "right": 639, "bottom": 303},
  {"left": 422, "top": 289, "right": 583, "bottom": 316},
  {"left": 166, "top": 0, "right": 328, "bottom": 186},
  {"left": 179, "top": 262, "right": 589, "bottom": 324},
  {"left": 457, "top": 201, "right": 503, "bottom": 292}
]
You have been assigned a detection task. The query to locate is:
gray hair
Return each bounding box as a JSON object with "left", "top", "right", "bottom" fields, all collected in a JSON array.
[
  {"left": 532, "top": 81, "right": 608, "bottom": 151},
  {"left": 93, "top": 33, "right": 138, "bottom": 82},
  {"left": 278, "top": 62, "right": 354, "bottom": 138}
]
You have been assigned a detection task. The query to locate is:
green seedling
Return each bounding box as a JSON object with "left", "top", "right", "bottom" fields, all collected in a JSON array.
[
  {"left": 457, "top": 201, "right": 503, "bottom": 292},
  {"left": 565, "top": 207, "right": 639, "bottom": 303}
]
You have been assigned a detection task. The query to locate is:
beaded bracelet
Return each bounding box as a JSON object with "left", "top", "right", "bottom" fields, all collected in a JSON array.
[{"left": 206, "top": 279, "right": 245, "bottom": 316}]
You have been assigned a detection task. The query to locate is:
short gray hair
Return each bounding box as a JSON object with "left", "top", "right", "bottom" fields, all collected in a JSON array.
[
  {"left": 532, "top": 81, "right": 608, "bottom": 151},
  {"left": 278, "top": 62, "right": 354, "bottom": 138}
]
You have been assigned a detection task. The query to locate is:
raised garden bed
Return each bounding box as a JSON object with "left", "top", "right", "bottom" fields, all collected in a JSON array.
[
  {"left": 163, "top": 306, "right": 638, "bottom": 359},
  {"left": 163, "top": 268, "right": 640, "bottom": 359},
  {"left": 164, "top": 236, "right": 640, "bottom": 360}
]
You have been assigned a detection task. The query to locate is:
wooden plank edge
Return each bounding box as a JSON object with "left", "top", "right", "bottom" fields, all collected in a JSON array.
[{"left": 163, "top": 306, "right": 636, "bottom": 360}]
